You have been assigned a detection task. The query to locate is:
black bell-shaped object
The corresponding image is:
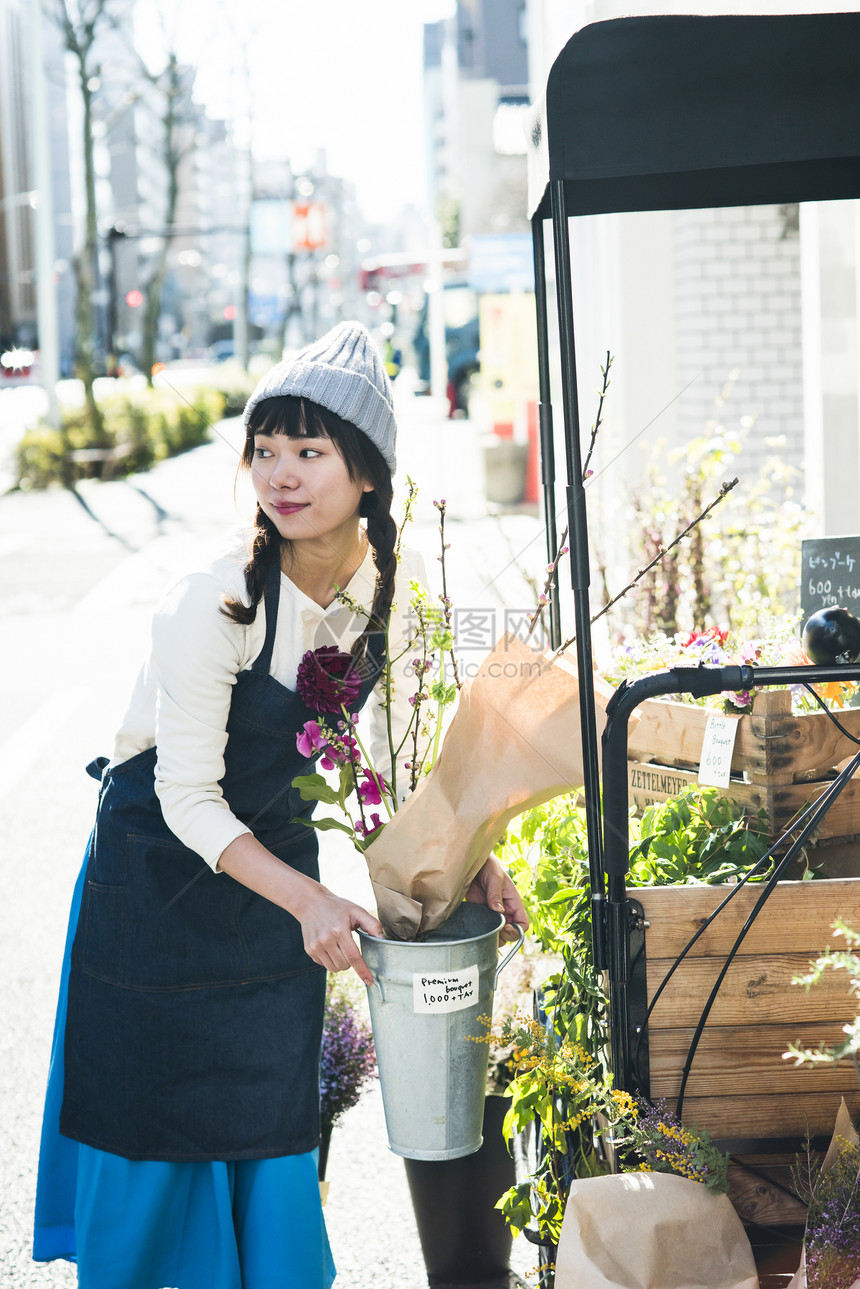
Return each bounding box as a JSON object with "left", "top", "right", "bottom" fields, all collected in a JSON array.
[{"left": 801, "top": 607, "right": 860, "bottom": 665}]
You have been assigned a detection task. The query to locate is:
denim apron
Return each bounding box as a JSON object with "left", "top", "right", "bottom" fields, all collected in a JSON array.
[{"left": 60, "top": 558, "right": 383, "bottom": 1163}]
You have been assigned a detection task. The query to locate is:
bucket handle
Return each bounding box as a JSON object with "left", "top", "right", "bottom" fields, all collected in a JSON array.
[{"left": 494, "top": 923, "right": 525, "bottom": 986}]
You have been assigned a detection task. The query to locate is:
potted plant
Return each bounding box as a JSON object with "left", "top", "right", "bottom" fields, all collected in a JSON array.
[
  {"left": 318, "top": 977, "right": 377, "bottom": 1193},
  {"left": 401, "top": 949, "right": 539, "bottom": 1289},
  {"left": 494, "top": 788, "right": 774, "bottom": 1284},
  {"left": 785, "top": 921, "right": 860, "bottom": 1289}
]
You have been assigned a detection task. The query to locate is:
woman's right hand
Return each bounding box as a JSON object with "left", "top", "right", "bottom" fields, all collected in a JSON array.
[
  {"left": 294, "top": 884, "right": 382, "bottom": 986},
  {"left": 217, "top": 834, "right": 382, "bottom": 985}
]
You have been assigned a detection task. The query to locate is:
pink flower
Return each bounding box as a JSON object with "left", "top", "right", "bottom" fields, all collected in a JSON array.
[
  {"left": 739, "top": 641, "right": 762, "bottom": 664},
  {"left": 296, "top": 646, "right": 362, "bottom": 714},
  {"left": 355, "top": 813, "right": 383, "bottom": 838},
  {"left": 296, "top": 720, "right": 328, "bottom": 759},
  {"left": 358, "top": 770, "right": 384, "bottom": 806},
  {"left": 321, "top": 734, "right": 359, "bottom": 769}
]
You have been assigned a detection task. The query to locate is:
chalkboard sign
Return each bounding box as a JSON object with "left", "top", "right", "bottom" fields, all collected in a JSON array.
[{"left": 801, "top": 536, "right": 860, "bottom": 622}]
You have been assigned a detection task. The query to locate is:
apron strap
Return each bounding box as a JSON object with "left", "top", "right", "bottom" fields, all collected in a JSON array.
[{"left": 252, "top": 557, "right": 282, "bottom": 676}]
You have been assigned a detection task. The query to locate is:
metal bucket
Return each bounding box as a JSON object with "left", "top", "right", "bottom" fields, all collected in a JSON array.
[{"left": 357, "top": 903, "right": 524, "bottom": 1160}]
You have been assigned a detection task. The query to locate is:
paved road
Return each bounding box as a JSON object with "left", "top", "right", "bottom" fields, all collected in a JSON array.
[{"left": 0, "top": 392, "right": 543, "bottom": 1287}]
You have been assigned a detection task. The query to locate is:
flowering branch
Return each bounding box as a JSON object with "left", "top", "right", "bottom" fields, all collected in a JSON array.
[
  {"left": 556, "top": 477, "right": 739, "bottom": 654},
  {"left": 395, "top": 475, "right": 418, "bottom": 560},
  {"left": 580, "top": 350, "right": 611, "bottom": 484},
  {"left": 434, "top": 498, "right": 462, "bottom": 690},
  {"left": 526, "top": 531, "right": 569, "bottom": 639}
]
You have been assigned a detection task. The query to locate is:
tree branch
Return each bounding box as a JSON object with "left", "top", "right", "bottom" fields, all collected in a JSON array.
[{"left": 556, "top": 477, "right": 740, "bottom": 654}]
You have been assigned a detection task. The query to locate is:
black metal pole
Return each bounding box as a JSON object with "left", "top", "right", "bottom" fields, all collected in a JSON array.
[
  {"left": 531, "top": 213, "right": 560, "bottom": 650},
  {"left": 549, "top": 178, "right": 607, "bottom": 971}
]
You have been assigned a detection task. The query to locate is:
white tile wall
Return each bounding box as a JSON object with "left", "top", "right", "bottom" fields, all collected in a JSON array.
[{"left": 673, "top": 205, "right": 804, "bottom": 476}]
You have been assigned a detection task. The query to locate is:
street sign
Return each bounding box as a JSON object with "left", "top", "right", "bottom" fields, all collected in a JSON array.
[
  {"left": 292, "top": 202, "right": 327, "bottom": 251},
  {"left": 801, "top": 535, "right": 860, "bottom": 621},
  {"left": 467, "top": 232, "right": 534, "bottom": 294}
]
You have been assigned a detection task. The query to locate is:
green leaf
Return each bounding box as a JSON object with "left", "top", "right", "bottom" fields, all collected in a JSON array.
[
  {"left": 295, "top": 816, "right": 357, "bottom": 839},
  {"left": 428, "top": 679, "right": 457, "bottom": 704},
  {"left": 292, "top": 773, "right": 340, "bottom": 806}
]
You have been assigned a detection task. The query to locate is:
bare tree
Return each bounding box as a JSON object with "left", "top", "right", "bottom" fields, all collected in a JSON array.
[
  {"left": 135, "top": 49, "right": 196, "bottom": 383},
  {"left": 48, "top": 0, "right": 126, "bottom": 436}
]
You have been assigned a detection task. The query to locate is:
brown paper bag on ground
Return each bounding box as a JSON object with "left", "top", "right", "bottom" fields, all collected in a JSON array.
[
  {"left": 555, "top": 1172, "right": 759, "bottom": 1289},
  {"left": 786, "top": 1098, "right": 860, "bottom": 1289},
  {"left": 364, "top": 633, "right": 615, "bottom": 939}
]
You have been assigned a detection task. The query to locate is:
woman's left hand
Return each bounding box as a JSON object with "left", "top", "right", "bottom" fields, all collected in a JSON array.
[{"left": 465, "top": 856, "right": 529, "bottom": 944}]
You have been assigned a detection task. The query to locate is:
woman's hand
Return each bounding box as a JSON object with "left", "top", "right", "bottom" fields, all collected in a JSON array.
[
  {"left": 217, "top": 834, "right": 382, "bottom": 985},
  {"left": 465, "top": 856, "right": 529, "bottom": 944},
  {"left": 294, "top": 884, "right": 383, "bottom": 986}
]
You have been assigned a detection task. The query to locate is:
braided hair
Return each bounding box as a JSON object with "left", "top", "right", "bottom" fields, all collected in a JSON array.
[{"left": 221, "top": 395, "right": 397, "bottom": 670}]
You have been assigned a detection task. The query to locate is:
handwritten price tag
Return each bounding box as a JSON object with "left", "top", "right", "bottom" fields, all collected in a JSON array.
[
  {"left": 698, "top": 713, "right": 740, "bottom": 788},
  {"left": 413, "top": 966, "right": 479, "bottom": 1014}
]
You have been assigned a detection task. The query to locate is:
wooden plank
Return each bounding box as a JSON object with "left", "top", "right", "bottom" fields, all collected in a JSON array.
[
  {"left": 670, "top": 1090, "right": 860, "bottom": 1140},
  {"left": 649, "top": 1024, "right": 856, "bottom": 1097},
  {"left": 628, "top": 691, "right": 860, "bottom": 781},
  {"left": 645, "top": 953, "right": 855, "bottom": 1027},
  {"left": 628, "top": 701, "right": 743, "bottom": 772},
  {"left": 728, "top": 1159, "right": 809, "bottom": 1226},
  {"left": 628, "top": 760, "right": 860, "bottom": 838},
  {"left": 636, "top": 878, "right": 860, "bottom": 958}
]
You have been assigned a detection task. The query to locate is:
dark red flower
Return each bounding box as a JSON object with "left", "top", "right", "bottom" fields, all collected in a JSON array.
[{"left": 296, "top": 646, "right": 362, "bottom": 713}]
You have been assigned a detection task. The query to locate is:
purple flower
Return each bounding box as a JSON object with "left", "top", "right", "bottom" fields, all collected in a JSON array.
[
  {"left": 296, "top": 646, "right": 362, "bottom": 714},
  {"left": 358, "top": 770, "right": 383, "bottom": 806},
  {"left": 319, "top": 990, "right": 377, "bottom": 1134},
  {"left": 354, "top": 813, "right": 382, "bottom": 838},
  {"left": 296, "top": 720, "right": 328, "bottom": 759}
]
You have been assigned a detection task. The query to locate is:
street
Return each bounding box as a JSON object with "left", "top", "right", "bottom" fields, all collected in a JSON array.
[{"left": 0, "top": 386, "right": 545, "bottom": 1287}]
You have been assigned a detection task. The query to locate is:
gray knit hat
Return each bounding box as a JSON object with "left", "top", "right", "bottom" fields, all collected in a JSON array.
[{"left": 242, "top": 322, "right": 397, "bottom": 472}]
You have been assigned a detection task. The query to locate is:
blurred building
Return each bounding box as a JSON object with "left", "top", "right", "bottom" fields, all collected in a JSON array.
[
  {"left": 249, "top": 151, "right": 365, "bottom": 356},
  {"left": 525, "top": 0, "right": 860, "bottom": 540},
  {"left": 423, "top": 0, "right": 530, "bottom": 241},
  {"left": 0, "top": 0, "right": 75, "bottom": 370}
]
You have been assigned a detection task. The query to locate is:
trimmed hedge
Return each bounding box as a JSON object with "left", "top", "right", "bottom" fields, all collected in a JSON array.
[{"left": 14, "top": 385, "right": 238, "bottom": 490}]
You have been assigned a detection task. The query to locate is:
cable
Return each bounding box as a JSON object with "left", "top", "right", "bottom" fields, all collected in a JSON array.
[{"left": 800, "top": 681, "right": 860, "bottom": 744}]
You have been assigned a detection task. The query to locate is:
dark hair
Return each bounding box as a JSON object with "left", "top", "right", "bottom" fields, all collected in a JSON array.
[{"left": 221, "top": 395, "right": 397, "bottom": 668}]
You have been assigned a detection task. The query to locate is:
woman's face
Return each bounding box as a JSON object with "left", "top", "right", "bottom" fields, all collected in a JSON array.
[{"left": 250, "top": 431, "right": 371, "bottom": 548}]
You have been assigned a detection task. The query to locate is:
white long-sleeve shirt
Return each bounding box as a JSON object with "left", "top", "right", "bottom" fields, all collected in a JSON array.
[{"left": 111, "top": 538, "right": 427, "bottom": 870}]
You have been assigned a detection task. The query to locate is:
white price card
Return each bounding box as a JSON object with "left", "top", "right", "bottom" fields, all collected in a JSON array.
[
  {"left": 697, "top": 713, "right": 740, "bottom": 788},
  {"left": 413, "top": 966, "right": 479, "bottom": 1014}
]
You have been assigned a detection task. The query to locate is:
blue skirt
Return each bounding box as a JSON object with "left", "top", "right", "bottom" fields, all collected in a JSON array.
[{"left": 34, "top": 851, "right": 336, "bottom": 1289}]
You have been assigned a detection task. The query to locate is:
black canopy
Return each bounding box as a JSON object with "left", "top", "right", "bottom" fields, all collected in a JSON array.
[{"left": 528, "top": 11, "right": 860, "bottom": 219}]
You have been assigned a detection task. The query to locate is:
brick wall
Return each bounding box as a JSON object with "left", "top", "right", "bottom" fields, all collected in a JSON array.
[{"left": 673, "top": 204, "right": 804, "bottom": 480}]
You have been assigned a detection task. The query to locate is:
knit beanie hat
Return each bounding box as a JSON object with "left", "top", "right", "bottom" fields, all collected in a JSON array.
[{"left": 242, "top": 322, "right": 397, "bottom": 473}]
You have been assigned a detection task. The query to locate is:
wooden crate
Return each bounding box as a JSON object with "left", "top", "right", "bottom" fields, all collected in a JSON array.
[
  {"left": 635, "top": 877, "right": 860, "bottom": 1225},
  {"left": 627, "top": 689, "right": 860, "bottom": 844}
]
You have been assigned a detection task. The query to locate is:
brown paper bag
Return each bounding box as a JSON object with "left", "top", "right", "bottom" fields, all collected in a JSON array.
[
  {"left": 786, "top": 1098, "right": 860, "bottom": 1289},
  {"left": 555, "top": 1171, "right": 759, "bottom": 1289},
  {"left": 364, "top": 633, "right": 616, "bottom": 939}
]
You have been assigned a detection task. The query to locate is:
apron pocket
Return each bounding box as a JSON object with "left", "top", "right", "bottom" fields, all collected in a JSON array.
[
  {"left": 123, "top": 833, "right": 247, "bottom": 989},
  {"left": 81, "top": 882, "right": 125, "bottom": 982}
]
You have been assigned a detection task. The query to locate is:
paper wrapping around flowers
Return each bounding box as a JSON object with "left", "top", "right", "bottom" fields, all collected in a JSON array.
[
  {"left": 363, "top": 633, "right": 617, "bottom": 940},
  {"left": 786, "top": 1097, "right": 860, "bottom": 1289},
  {"left": 554, "top": 1172, "right": 759, "bottom": 1289}
]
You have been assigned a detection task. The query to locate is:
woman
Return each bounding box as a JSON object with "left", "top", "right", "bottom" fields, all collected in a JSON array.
[{"left": 34, "top": 322, "right": 526, "bottom": 1289}]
